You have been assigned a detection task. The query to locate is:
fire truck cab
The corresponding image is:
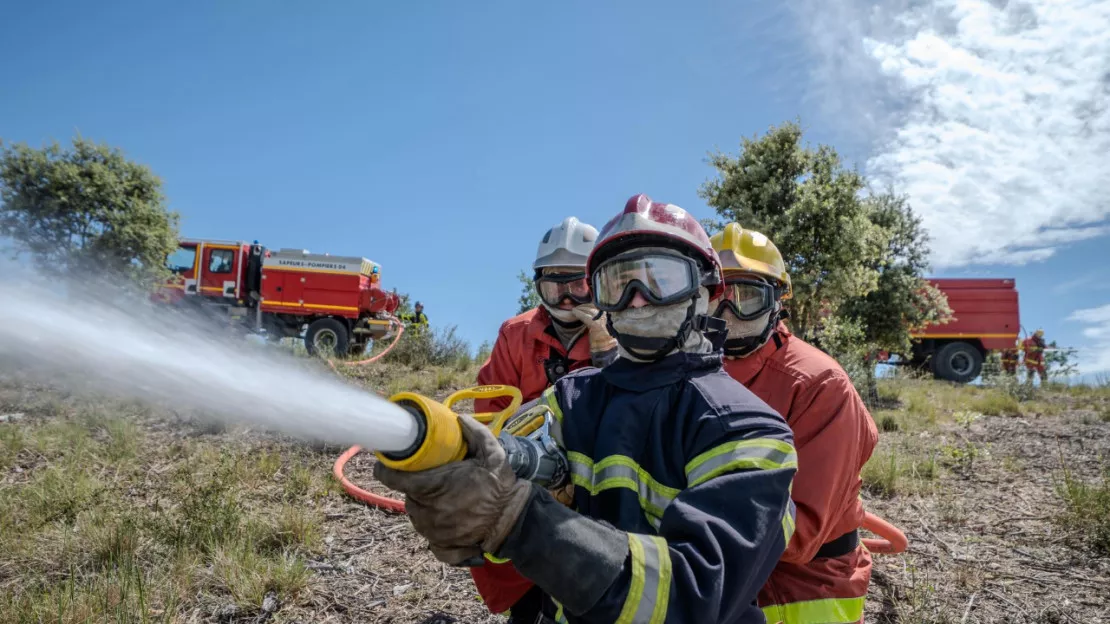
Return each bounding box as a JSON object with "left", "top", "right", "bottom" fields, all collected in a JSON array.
[{"left": 157, "top": 238, "right": 400, "bottom": 356}]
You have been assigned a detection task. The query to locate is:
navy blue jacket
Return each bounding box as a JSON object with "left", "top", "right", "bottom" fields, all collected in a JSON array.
[{"left": 496, "top": 350, "right": 798, "bottom": 623}]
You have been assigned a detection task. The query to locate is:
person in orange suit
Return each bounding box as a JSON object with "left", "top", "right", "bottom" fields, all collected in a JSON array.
[
  {"left": 709, "top": 223, "right": 879, "bottom": 624},
  {"left": 469, "top": 216, "right": 618, "bottom": 623},
  {"left": 1000, "top": 340, "right": 1020, "bottom": 377},
  {"left": 1023, "top": 329, "right": 1047, "bottom": 384}
]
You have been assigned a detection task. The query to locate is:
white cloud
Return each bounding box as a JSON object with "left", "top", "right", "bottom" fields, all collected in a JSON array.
[
  {"left": 1068, "top": 303, "right": 1110, "bottom": 373},
  {"left": 791, "top": 0, "right": 1110, "bottom": 269}
]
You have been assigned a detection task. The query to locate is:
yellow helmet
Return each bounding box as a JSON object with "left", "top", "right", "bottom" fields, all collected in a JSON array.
[
  {"left": 1034, "top": 329, "right": 1044, "bottom": 338},
  {"left": 709, "top": 223, "right": 792, "bottom": 300}
]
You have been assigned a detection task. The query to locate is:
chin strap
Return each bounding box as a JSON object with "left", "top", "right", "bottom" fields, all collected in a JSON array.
[{"left": 723, "top": 306, "right": 785, "bottom": 358}]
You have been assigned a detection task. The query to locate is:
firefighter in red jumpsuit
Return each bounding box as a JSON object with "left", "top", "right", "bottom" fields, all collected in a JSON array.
[
  {"left": 469, "top": 216, "right": 618, "bottom": 622},
  {"left": 1023, "top": 329, "right": 1047, "bottom": 384},
  {"left": 709, "top": 223, "right": 879, "bottom": 623},
  {"left": 1000, "top": 340, "right": 1020, "bottom": 377}
]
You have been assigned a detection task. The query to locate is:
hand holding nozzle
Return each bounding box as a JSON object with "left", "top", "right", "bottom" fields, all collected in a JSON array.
[{"left": 373, "top": 385, "right": 571, "bottom": 567}]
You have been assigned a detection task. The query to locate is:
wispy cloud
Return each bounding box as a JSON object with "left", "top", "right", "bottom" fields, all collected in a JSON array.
[
  {"left": 791, "top": 0, "right": 1110, "bottom": 269},
  {"left": 1068, "top": 303, "right": 1110, "bottom": 373}
]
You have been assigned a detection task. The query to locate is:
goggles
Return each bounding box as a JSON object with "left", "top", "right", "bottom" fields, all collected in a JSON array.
[
  {"left": 713, "top": 277, "right": 777, "bottom": 321},
  {"left": 592, "top": 251, "right": 702, "bottom": 312},
  {"left": 535, "top": 272, "right": 591, "bottom": 307}
]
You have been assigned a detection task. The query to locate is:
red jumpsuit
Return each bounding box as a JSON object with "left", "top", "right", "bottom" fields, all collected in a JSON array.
[
  {"left": 469, "top": 306, "right": 597, "bottom": 615},
  {"left": 1023, "top": 336, "right": 1046, "bottom": 382},
  {"left": 723, "top": 322, "right": 879, "bottom": 624}
]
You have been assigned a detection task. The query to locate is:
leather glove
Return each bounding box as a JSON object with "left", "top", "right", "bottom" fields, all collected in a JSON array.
[
  {"left": 550, "top": 482, "right": 575, "bottom": 507},
  {"left": 572, "top": 305, "right": 617, "bottom": 353},
  {"left": 373, "top": 413, "right": 533, "bottom": 565}
]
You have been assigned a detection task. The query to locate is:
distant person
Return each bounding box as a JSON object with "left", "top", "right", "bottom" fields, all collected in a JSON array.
[
  {"left": 709, "top": 222, "right": 878, "bottom": 624},
  {"left": 399, "top": 301, "right": 429, "bottom": 333},
  {"left": 1023, "top": 329, "right": 1047, "bottom": 385},
  {"left": 469, "top": 216, "right": 617, "bottom": 623},
  {"left": 1000, "top": 340, "right": 1020, "bottom": 377}
]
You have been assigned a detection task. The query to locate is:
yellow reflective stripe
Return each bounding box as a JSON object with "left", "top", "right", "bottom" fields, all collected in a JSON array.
[
  {"left": 538, "top": 386, "right": 564, "bottom": 445},
  {"left": 554, "top": 602, "right": 568, "bottom": 623},
  {"left": 782, "top": 501, "right": 796, "bottom": 546},
  {"left": 616, "top": 534, "right": 671, "bottom": 624},
  {"left": 483, "top": 552, "right": 510, "bottom": 564},
  {"left": 541, "top": 386, "right": 562, "bottom": 423},
  {"left": 685, "top": 438, "right": 798, "bottom": 487},
  {"left": 760, "top": 596, "right": 865, "bottom": 623},
  {"left": 567, "top": 452, "right": 680, "bottom": 523}
]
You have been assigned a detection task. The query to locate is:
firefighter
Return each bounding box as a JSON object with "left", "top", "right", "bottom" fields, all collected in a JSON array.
[
  {"left": 1023, "top": 329, "right": 1047, "bottom": 384},
  {"left": 1000, "top": 340, "right": 1020, "bottom": 377},
  {"left": 469, "top": 216, "right": 618, "bottom": 623},
  {"left": 375, "top": 194, "right": 797, "bottom": 623},
  {"left": 708, "top": 223, "right": 878, "bottom": 624},
  {"left": 398, "top": 301, "right": 430, "bottom": 332}
]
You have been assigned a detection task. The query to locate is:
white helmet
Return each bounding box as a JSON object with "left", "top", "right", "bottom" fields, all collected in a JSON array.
[{"left": 533, "top": 216, "right": 598, "bottom": 274}]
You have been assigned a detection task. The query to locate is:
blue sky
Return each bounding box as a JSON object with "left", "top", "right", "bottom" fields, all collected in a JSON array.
[{"left": 2, "top": 1, "right": 1108, "bottom": 376}]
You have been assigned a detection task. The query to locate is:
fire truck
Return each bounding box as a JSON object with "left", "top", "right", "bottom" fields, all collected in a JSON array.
[
  {"left": 904, "top": 278, "right": 1021, "bottom": 383},
  {"left": 154, "top": 238, "right": 401, "bottom": 356}
]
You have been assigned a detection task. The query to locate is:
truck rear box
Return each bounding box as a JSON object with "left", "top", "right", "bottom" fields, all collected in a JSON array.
[{"left": 914, "top": 278, "right": 1020, "bottom": 350}]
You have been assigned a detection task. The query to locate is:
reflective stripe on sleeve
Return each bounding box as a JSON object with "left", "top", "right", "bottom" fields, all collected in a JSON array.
[
  {"left": 684, "top": 438, "right": 798, "bottom": 487},
  {"left": 615, "top": 534, "right": 672, "bottom": 624}
]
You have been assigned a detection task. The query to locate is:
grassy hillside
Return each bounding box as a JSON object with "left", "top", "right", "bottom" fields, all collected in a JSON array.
[{"left": 1, "top": 352, "right": 1108, "bottom": 623}]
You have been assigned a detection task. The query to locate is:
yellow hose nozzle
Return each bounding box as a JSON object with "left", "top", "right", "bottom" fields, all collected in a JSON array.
[{"left": 375, "top": 385, "right": 523, "bottom": 472}]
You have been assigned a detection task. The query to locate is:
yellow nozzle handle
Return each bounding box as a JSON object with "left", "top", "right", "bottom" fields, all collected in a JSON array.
[
  {"left": 375, "top": 392, "right": 468, "bottom": 472},
  {"left": 444, "top": 385, "right": 522, "bottom": 437}
]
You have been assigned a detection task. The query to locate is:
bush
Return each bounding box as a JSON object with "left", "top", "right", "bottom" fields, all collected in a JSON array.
[{"left": 386, "top": 325, "right": 472, "bottom": 370}]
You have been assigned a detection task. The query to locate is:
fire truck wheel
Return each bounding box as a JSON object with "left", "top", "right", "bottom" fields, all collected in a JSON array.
[
  {"left": 933, "top": 341, "right": 983, "bottom": 384},
  {"left": 305, "top": 318, "right": 350, "bottom": 358}
]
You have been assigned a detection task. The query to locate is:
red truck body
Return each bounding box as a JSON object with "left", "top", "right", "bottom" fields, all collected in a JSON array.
[
  {"left": 902, "top": 278, "right": 1021, "bottom": 382},
  {"left": 155, "top": 239, "right": 400, "bottom": 355}
]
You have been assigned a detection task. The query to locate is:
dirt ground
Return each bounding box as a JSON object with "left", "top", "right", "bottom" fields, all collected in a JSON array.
[
  {"left": 2, "top": 365, "right": 1108, "bottom": 624},
  {"left": 862, "top": 409, "right": 1110, "bottom": 623}
]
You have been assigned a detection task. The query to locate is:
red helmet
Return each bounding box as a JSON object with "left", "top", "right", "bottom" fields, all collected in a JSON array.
[{"left": 587, "top": 194, "right": 725, "bottom": 300}]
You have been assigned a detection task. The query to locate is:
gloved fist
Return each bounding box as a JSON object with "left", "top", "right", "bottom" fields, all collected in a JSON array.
[
  {"left": 572, "top": 305, "right": 617, "bottom": 352},
  {"left": 550, "top": 482, "right": 575, "bottom": 507},
  {"left": 373, "top": 413, "right": 533, "bottom": 565}
]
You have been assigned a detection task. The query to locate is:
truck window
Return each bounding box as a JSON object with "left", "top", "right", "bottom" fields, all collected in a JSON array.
[
  {"left": 166, "top": 247, "right": 196, "bottom": 273},
  {"left": 209, "top": 249, "right": 234, "bottom": 274}
]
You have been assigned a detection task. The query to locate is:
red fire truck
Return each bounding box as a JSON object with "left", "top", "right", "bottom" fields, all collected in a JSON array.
[
  {"left": 155, "top": 238, "right": 400, "bottom": 356},
  {"left": 905, "top": 278, "right": 1021, "bottom": 383}
]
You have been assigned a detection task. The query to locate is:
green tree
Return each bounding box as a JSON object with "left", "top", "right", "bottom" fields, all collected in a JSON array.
[
  {"left": 517, "top": 269, "right": 541, "bottom": 315},
  {"left": 699, "top": 121, "right": 951, "bottom": 393},
  {"left": 699, "top": 120, "right": 886, "bottom": 342},
  {"left": 838, "top": 190, "right": 953, "bottom": 356},
  {"left": 0, "top": 136, "right": 180, "bottom": 285}
]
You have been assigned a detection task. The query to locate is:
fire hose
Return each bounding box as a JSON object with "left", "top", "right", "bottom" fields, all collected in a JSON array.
[{"left": 330, "top": 375, "right": 908, "bottom": 556}]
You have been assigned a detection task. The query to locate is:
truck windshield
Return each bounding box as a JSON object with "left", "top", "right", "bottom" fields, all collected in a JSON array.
[{"left": 166, "top": 247, "right": 196, "bottom": 273}]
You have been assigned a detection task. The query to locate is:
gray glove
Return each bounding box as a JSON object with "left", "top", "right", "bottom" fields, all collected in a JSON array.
[{"left": 373, "top": 414, "right": 533, "bottom": 565}]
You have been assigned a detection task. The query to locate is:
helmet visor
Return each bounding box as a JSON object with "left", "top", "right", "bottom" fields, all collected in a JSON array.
[
  {"left": 536, "top": 272, "right": 591, "bottom": 306},
  {"left": 592, "top": 253, "right": 699, "bottom": 311},
  {"left": 714, "top": 278, "right": 776, "bottom": 320}
]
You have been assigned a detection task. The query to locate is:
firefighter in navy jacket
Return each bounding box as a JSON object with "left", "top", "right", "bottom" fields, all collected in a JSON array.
[{"left": 375, "top": 194, "right": 798, "bottom": 623}]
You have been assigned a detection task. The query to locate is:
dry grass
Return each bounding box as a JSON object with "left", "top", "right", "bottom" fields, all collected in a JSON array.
[{"left": 3, "top": 359, "right": 1110, "bottom": 623}]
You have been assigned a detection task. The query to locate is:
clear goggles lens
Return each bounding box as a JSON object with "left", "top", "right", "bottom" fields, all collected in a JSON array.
[
  {"left": 716, "top": 278, "right": 775, "bottom": 320},
  {"left": 536, "top": 273, "right": 591, "bottom": 306},
  {"left": 592, "top": 254, "right": 698, "bottom": 311}
]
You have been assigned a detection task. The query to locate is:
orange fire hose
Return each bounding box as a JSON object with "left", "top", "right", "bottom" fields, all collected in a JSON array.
[
  {"left": 861, "top": 511, "right": 907, "bottom": 554},
  {"left": 327, "top": 316, "right": 409, "bottom": 513}
]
